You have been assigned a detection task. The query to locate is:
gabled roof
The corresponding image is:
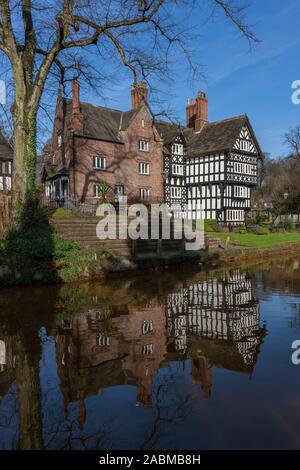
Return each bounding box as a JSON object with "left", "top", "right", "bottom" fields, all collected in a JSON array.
[
  {"left": 155, "top": 114, "right": 262, "bottom": 157},
  {"left": 42, "top": 164, "right": 69, "bottom": 181},
  {"left": 64, "top": 99, "right": 139, "bottom": 143},
  {"left": 187, "top": 115, "right": 246, "bottom": 156},
  {"left": 0, "top": 130, "right": 13, "bottom": 160}
]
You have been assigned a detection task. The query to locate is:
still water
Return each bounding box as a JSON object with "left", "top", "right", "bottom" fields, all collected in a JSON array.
[{"left": 0, "top": 257, "right": 300, "bottom": 450}]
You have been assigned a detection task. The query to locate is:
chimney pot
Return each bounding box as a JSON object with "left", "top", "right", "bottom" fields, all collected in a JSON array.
[
  {"left": 186, "top": 90, "right": 208, "bottom": 132},
  {"left": 131, "top": 81, "right": 148, "bottom": 109},
  {"left": 71, "top": 78, "right": 83, "bottom": 134}
]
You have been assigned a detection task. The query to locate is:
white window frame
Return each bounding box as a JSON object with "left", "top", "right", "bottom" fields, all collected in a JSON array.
[
  {"left": 172, "top": 143, "right": 184, "bottom": 155},
  {"left": 170, "top": 186, "right": 182, "bottom": 199},
  {"left": 172, "top": 164, "right": 184, "bottom": 176},
  {"left": 138, "top": 140, "right": 149, "bottom": 152},
  {"left": 94, "top": 183, "right": 101, "bottom": 198},
  {"left": 139, "top": 187, "right": 150, "bottom": 201},
  {"left": 5, "top": 176, "right": 11, "bottom": 191},
  {"left": 139, "top": 162, "right": 150, "bottom": 175},
  {"left": 93, "top": 156, "right": 106, "bottom": 170},
  {"left": 240, "top": 140, "right": 250, "bottom": 152}
]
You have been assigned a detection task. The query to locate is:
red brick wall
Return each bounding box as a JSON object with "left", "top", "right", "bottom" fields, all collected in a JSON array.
[{"left": 72, "top": 107, "right": 164, "bottom": 204}]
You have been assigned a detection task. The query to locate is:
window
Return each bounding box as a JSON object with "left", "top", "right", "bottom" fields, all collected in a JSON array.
[
  {"left": 139, "top": 162, "right": 150, "bottom": 175},
  {"left": 94, "top": 183, "right": 101, "bottom": 198},
  {"left": 138, "top": 139, "right": 149, "bottom": 152},
  {"left": 58, "top": 135, "right": 62, "bottom": 148},
  {"left": 61, "top": 320, "right": 72, "bottom": 330},
  {"left": 5, "top": 177, "right": 11, "bottom": 191},
  {"left": 93, "top": 156, "right": 106, "bottom": 170},
  {"left": 114, "top": 185, "right": 124, "bottom": 197},
  {"left": 172, "top": 164, "right": 184, "bottom": 175},
  {"left": 96, "top": 333, "right": 110, "bottom": 347},
  {"left": 141, "top": 320, "right": 153, "bottom": 335},
  {"left": 170, "top": 186, "right": 182, "bottom": 199},
  {"left": 0, "top": 176, "right": 3, "bottom": 191},
  {"left": 172, "top": 143, "right": 184, "bottom": 155},
  {"left": 7, "top": 162, "right": 12, "bottom": 174},
  {"left": 139, "top": 188, "right": 150, "bottom": 201},
  {"left": 141, "top": 119, "right": 145, "bottom": 128},
  {"left": 240, "top": 140, "right": 250, "bottom": 152},
  {"left": 142, "top": 344, "right": 153, "bottom": 355}
]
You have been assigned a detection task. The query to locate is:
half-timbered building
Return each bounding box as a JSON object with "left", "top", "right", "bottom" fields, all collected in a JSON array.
[
  {"left": 158, "top": 92, "right": 262, "bottom": 224},
  {"left": 43, "top": 82, "right": 261, "bottom": 224},
  {"left": 0, "top": 130, "right": 13, "bottom": 193},
  {"left": 166, "top": 270, "right": 266, "bottom": 369}
]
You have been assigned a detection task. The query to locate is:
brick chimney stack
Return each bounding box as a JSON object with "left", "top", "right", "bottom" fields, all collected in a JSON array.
[
  {"left": 186, "top": 91, "right": 208, "bottom": 132},
  {"left": 131, "top": 81, "right": 148, "bottom": 109},
  {"left": 71, "top": 79, "right": 84, "bottom": 134}
]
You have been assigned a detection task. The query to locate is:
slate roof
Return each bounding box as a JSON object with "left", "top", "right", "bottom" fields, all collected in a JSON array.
[
  {"left": 0, "top": 130, "right": 13, "bottom": 160},
  {"left": 42, "top": 164, "right": 69, "bottom": 181},
  {"left": 62, "top": 97, "right": 262, "bottom": 156},
  {"left": 187, "top": 115, "right": 247, "bottom": 156},
  {"left": 64, "top": 99, "right": 139, "bottom": 143},
  {"left": 154, "top": 115, "right": 262, "bottom": 157}
]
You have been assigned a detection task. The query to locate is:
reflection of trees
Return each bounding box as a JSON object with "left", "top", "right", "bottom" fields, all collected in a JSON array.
[
  {"left": 0, "top": 263, "right": 278, "bottom": 450},
  {"left": 139, "top": 365, "right": 198, "bottom": 450},
  {"left": 15, "top": 333, "right": 43, "bottom": 449}
]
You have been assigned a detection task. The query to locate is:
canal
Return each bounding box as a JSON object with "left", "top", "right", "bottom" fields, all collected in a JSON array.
[{"left": 0, "top": 257, "right": 300, "bottom": 450}]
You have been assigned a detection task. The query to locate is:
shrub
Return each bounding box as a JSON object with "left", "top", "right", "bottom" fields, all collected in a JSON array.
[
  {"left": 247, "top": 224, "right": 269, "bottom": 235},
  {"left": 204, "top": 219, "right": 220, "bottom": 232},
  {"left": 51, "top": 208, "right": 75, "bottom": 218},
  {"left": 283, "top": 217, "right": 295, "bottom": 231}
]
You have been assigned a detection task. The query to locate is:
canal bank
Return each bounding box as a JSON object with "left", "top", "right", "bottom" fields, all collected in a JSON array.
[{"left": 1, "top": 220, "right": 300, "bottom": 286}]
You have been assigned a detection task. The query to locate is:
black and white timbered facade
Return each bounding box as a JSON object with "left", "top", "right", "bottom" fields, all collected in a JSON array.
[
  {"left": 158, "top": 111, "right": 262, "bottom": 225},
  {"left": 0, "top": 131, "right": 13, "bottom": 193},
  {"left": 166, "top": 270, "right": 266, "bottom": 369}
]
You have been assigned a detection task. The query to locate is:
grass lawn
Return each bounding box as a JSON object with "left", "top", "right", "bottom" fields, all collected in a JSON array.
[{"left": 210, "top": 231, "right": 300, "bottom": 248}]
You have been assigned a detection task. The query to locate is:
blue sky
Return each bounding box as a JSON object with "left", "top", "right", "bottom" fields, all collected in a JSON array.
[{"left": 80, "top": 0, "right": 300, "bottom": 159}]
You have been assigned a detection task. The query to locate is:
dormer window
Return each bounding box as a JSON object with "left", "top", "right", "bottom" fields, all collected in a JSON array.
[
  {"left": 172, "top": 143, "right": 183, "bottom": 155},
  {"left": 138, "top": 140, "right": 149, "bottom": 152}
]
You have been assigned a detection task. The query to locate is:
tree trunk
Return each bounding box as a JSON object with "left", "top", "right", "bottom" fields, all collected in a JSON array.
[
  {"left": 12, "top": 107, "right": 38, "bottom": 226},
  {"left": 15, "top": 333, "right": 44, "bottom": 450}
]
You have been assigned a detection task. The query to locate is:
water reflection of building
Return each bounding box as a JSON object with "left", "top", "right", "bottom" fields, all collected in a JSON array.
[
  {"left": 167, "top": 270, "right": 265, "bottom": 395},
  {"left": 48, "top": 270, "right": 265, "bottom": 430},
  {"left": 51, "top": 300, "right": 166, "bottom": 421},
  {"left": 0, "top": 337, "right": 15, "bottom": 401}
]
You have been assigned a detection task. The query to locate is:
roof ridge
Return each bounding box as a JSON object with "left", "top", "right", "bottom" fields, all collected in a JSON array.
[
  {"left": 204, "top": 114, "right": 246, "bottom": 127},
  {"left": 64, "top": 97, "right": 131, "bottom": 115}
]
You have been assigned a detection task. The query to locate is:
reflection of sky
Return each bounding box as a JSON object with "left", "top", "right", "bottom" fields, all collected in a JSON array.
[
  {"left": 37, "top": 289, "right": 300, "bottom": 451},
  {"left": 0, "top": 382, "right": 18, "bottom": 450},
  {"left": 1, "top": 264, "right": 300, "bottom": 450}
]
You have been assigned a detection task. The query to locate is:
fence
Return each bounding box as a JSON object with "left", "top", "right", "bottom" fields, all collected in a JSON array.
[{"left": 274, "top": 214, "right": 300, "bottom": 226}]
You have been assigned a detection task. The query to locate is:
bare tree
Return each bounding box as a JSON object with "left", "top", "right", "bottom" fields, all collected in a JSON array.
[
  {"left": 0, "top": 0, "right": 257, "bottom": 225},
  {"left": 284, "top": 126, "right": 300, "bottom": 158}
]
